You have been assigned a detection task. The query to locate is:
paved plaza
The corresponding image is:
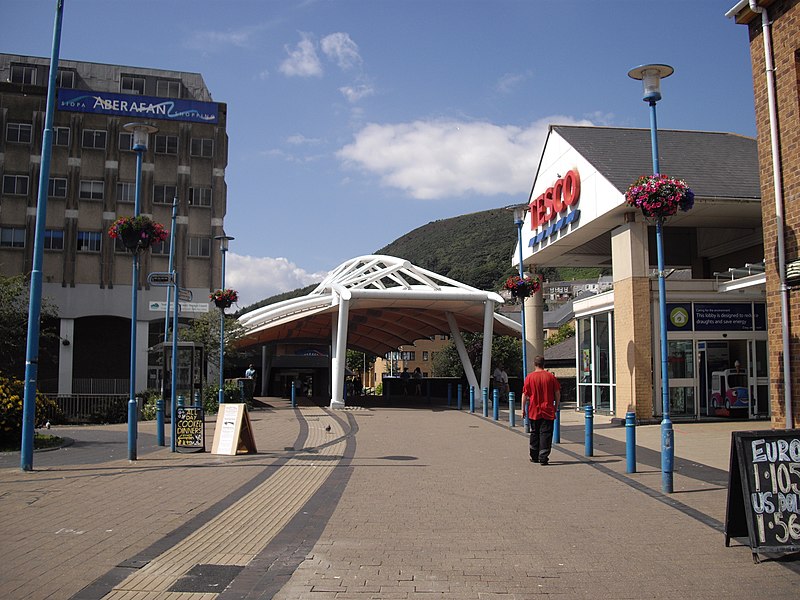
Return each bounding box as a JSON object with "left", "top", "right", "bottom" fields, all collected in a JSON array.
[{"left": 0, "top": 399, "right": 798, "bottom": 599}]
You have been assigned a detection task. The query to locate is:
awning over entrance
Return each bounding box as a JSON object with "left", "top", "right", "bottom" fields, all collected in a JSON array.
[{"left": 237, "top": 255, "right": 521, "bottom": 407}]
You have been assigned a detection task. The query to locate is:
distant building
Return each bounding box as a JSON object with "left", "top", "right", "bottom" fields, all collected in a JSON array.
[{"left": 0, "top": 54, "right": 228, "bottom": 395}]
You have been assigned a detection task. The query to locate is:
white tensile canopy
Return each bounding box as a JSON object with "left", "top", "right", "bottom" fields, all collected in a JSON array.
[{"left": 237, "top": 255, "right": 521, "bottom": 408}]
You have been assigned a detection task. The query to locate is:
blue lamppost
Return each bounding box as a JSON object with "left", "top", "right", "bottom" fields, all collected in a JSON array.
[
  {"left": 628, "top": 63, "right": 674, "bottom": 493},
  {"left": 214, "top": 235, "right": 234, "bottom": 405},
  {"left": 123, "top": 122, "right": 158, "bottom": 461},
  {"left": 508, "top": 205, "right": 530, "bottom": 432}
]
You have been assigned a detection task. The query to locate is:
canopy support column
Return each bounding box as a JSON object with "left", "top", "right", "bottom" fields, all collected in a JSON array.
[
  {"left": 446, "top": 311, "right": 479, "bottom": 392},
  {"left": 330, "top": 290, "right": 350, "bottom": 409},
  {"left": 480, "top": 300, "right": 495, "bottom": 397}
]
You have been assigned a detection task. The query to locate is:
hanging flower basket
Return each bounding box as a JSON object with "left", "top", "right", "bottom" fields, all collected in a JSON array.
[
  {"left": 625, "top": 174, "right": 694, "bottom": 221},
  {"left": 108, "top": 215, "right": 168, "bottom": 252},
  {"left": 502, "top": 275, "right": 541, "bottom": 301},
  {"left": 210, "top": 288, "right": 238, "bottom": 310}
]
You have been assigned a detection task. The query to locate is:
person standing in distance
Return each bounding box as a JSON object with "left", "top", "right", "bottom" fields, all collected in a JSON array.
[{"left": 522, "top": 355, "right": 561, "bottom": 465}]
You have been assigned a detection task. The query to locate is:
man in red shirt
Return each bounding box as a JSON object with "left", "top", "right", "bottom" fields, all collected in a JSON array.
[{"left": 522, "top": 355, "right": 561, "bottom": 465}]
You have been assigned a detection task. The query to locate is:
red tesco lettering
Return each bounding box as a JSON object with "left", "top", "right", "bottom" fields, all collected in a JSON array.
[{"left": 529, "top": 169, "right": 581, "bottom": 229}]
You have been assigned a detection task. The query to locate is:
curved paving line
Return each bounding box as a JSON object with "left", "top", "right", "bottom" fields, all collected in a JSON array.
[
  {"left": 70, "top": 409, "right": 316, "bottom": 600},
  {"left": 218, "top": 408, "right": 358, "bottom": 600}
]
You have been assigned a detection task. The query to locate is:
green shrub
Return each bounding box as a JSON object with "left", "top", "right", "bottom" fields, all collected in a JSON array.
[
  {"left": 0, "top": 374, "right": 60, "bottom": 445},
  {"left": 201, "top": 382, "right": 241, "bottom": 414}
]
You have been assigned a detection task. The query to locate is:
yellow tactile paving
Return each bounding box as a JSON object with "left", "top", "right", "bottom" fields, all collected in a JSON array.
[{"left": 101, "top": 408, "right": 345, "bottom": 600}]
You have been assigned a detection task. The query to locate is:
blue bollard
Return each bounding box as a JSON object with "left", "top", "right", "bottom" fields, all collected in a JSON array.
[
  {"left": 447, "top": 383, "right": 452, "bottom": 407},
  {"left": 469, "top": 386, "right": 475, "bottom": 413},
  {"left": 493, "top": 389, "right": 499, "bottom": 420},
  {"left": 177, "top": 394, "right": 185, "bottom": 408},
  {"left": 291, "top": 380, "right": 296, "bottom": 408},
  {"left": 482, "top": 388, "right": 489, "bottom": 417},
  {"left": 509, "top": 392, "right": 515, "bottom": 427},
  {"left": 193, "top": 391, "right": 201, "bottom": 407},
  {"left": 523, "top": 398, "right": 530, "bottom": 434},
  {"left": 156, "top": 399, "right": 165, "bottom": 446},
  {"left": 584, "top": 404, "right": 593, "bottom": 456},
  {"left": 553, "top": 402, "right": 561, "bottom": 444},
  {"left": 626, "top": 411, "right": 637, "bottom": 473},
  {"left": 457, "top": 384, "right": 463, "bottom": 410}
]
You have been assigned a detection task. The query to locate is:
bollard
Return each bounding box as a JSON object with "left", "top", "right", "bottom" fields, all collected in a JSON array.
[
  {"left": 523, "top": 398, "right": 530, "bottom": 434},
  {"left": 156, "top": 399, "right": 165, "bottom": 446},
  {"left": 457, "top": 384, "right": 463, "bottom": 410},
  {"left": 626, "top": 411, "right": 637, "bottom": 473},
  {"left": 584, "top": 404, "right": 593, "bottom": 457},
  {"left": 553, "top": 401, "right": 561, "bottom": 444},
  {"left": 177, "top": 394, "right": 185, "bottom": 408},
  {"left": 469, "top": 386, "right": 475, "bottom": 413},
  {"left": 509, "top": 392, "right": 515, "bottom": 427},
  {"left": 492, "top": 388, "right": 499, "bottom": 420},
  {"left": 193, "top": 391, "right": 201, "bottom": 407},
  {"left": 291, "top": 380, "right": 296, "bottom": 408},
  {"left": 482, "top": 388, "right": 489, "bottom": 417},
  {"left": 447, "top": 383, "right": 452, "bottom": 407}
]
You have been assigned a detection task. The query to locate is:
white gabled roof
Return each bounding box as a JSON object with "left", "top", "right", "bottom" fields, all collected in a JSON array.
[{"left": 238, "top": 255, "right": 520, "bottom": 356}]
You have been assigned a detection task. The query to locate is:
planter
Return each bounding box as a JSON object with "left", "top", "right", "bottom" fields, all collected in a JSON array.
[
  {"left": 121, "top": 228, "right": 143, "bottom": 250},
  {"left": 214, "top": 298, "right": 233, "bottom": 309}
]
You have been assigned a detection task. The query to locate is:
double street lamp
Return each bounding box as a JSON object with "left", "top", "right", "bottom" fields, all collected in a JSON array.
[
  {"left": 628, "top": 64, "right": 675, "bottom": 493},
  {"left": 215, "top": 235, "right": 234, "bottom": 405},
  {"left": 124, "top": 122, "right": 158, "bottom": 461}
]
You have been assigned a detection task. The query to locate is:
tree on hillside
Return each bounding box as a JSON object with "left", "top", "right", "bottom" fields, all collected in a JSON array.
[{"left": 0, "top": 275, "right": 59, "bottom": 378}]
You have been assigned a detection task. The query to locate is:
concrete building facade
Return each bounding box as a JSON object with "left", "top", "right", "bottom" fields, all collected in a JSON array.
[{"left": 0, "top": 54, "right": 228, "bottom": 395}]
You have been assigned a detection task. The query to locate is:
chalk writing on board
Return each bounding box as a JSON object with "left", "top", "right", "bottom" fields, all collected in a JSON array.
[
  {"left": 748, "top": 437, "right": 800, "bottom": 545},
  {"left": 176, "top": 407, "right": 204, "bottom": 449}
]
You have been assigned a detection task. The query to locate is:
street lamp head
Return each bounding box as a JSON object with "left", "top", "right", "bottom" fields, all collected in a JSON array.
[
  {"left": 214, "top": 234, "right": 235, "bottom": 252},
  {"left": 627, "top": 64, "right": 674, "bottom": 103},
  {"left": 505, "top": 203, "right": 528, "bottom": 226},
  {"left": 123, "top": 122, "right": 159, "bottom": 152}
]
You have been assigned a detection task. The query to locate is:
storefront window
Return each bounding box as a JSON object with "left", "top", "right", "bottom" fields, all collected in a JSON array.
[
  {"left": 668, "top": 340, "right": 694, "bottom": 379},
  {"left": 669, "top": 386, "right": 695, "bottom": 416},
  {"left": 595, "top": 318, "right": 610, "bottom": 384},
  {"left": 575, "top": 312, "right": 615, "bottom": 413}
]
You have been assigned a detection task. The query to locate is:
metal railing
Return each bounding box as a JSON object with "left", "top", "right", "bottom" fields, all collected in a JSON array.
[
  {"left": 45, "top": 393, "right": 133, "bottom": 424},
  {"left": 72, "top": 378, "right": 129, "bottom": 395}
]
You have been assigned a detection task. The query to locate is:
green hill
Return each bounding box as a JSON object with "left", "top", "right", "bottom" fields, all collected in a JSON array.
[{"left": 240, "top": 207, "right": 605, "bottom": 313}]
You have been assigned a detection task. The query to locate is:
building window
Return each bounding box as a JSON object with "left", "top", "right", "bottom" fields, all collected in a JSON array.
[
  {"left": 56, "top": 69, "right": 75, "bottom": 88},
  {"left": 10, "top": 64, "right": 36, "bottom": 85},
  {"left": 0, "top": 227, "right": 25, "bottom": 248},
  {"left": 190, "top": 138, "right": 214, "bottom": 158},
  {"left": 54, "top": 126, "right": 70, "bottom": 147},
  {"left": 156, "top": 79, "right": 181, "bottom": 98},
  {"left": 188, "top": 236, "right": 211, "bottom": 257},
  {"left": 422, "top": 351, "right": 429, "bottom": 361},
  {"left": 151, "top": 239, "right": 171, "bottom": 256},
  {"left": 79, "top": 180, "right": 104, "bottom": 201},
  {"left": 2, "top": 175, "right": 29, "bottom": 196},
  {"left": 189, "top": 187, "right": 212, "bottom": 207},
  {"left": 76, "top": 231, "right": 101, "bottom": 253},
  {"left": 48, "top": 177, "right": 68, "bottom": 198},
  {"left": 120, "top": 75, "right": 145, "bottom": 95},
  {"left": 44, "top": 229, "right": 64, "bottom": 250},
  {"left": 6, "top": 123, "right": 32, "bottom": 144},
  {"left": 155, "top": 135, "right": 178, "bottom": 155},
  {"left": 116, "top": 182, "right": 135, "bottom": 203},
  {"left": 82, "top": 129, "right": 107, "bottom": 150},
  {"left": 400, "top": 351, "right": 416, "bottom": 361},
  {"left": 153, "top": 184, "right": 177, "bottom": 204},
  {"left": 119, "top": 132, "right": 133, "bottom": 151}
]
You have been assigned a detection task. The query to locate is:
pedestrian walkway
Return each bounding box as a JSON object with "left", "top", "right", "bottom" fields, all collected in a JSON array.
[{"left": 0, "top": 399, "right": 796, "bottom": 600}]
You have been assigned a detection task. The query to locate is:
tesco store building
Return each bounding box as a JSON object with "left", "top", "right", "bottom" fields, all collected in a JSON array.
[{"left": 517, "top": 125, "right": 767, "bottom": 422}]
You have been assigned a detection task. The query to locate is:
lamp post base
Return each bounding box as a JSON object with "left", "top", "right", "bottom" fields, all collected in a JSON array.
[{"left": 661, "top": 419, "right": 674, "bottom": 493}]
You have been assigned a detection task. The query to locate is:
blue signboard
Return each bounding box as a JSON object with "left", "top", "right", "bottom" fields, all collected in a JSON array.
[
  {"left": 694, "top": 303, "right": 753, "bottom": 331},
  {"left": 666, "top": 303, "right": 693, "bottom": 332},
  {"left": 57, "top": 89, "right": 218, "bottom": 124}
]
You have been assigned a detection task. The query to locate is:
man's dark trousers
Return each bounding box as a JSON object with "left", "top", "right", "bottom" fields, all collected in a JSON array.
[{"left": 529, "top": 418, "right": 554, "bottom": 463}]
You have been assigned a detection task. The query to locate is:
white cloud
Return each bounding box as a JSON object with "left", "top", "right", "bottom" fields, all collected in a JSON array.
[
  {"left": 279, "top": 33, "right": 323, "bottom": 77},
  {"left": 320, "top": 32, "right": 361, "bottom": 70},
  {"left": 226, "top": 253, "right": 327, "bottom": 307},
  {"left": 286, "top": 134, "right": 323, "bottom": 145},
  {"left": 339, "top": 84, "right": 374, "bottom": 103},
  {"left": 496, "top": 71, "right": 531, "bottom": 94},
  {"left": 336, "top": 116, "right": 593, "bottom": 200}
]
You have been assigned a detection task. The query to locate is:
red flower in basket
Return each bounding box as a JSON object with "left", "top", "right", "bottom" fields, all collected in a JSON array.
[
  {"left": 502, "top": 275, "right": 541, "bottom": 300},
  {"left": 108, "top": 215, "right": 168, "bottom": 252},
  {"left": 210, "top": 288, "right": 238, "bottom": 309}
]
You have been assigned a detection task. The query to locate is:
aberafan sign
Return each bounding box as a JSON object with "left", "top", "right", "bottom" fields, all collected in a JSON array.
[
  {"left": 57, "top": 89, "right": 219, "bottom": 124},
  {"left": 528, "top": 169, "right": 581, "bottom": 248}
]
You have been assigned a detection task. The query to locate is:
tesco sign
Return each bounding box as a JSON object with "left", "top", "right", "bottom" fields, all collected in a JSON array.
[{"left": 528, "top": 169, "right": 581, "bottom": 247}]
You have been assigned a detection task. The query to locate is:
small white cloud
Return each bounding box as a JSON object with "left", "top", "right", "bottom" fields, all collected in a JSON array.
[
  {"left": 258, "top": 69, "right": 270, "bottom": 81},
  {"left": 339, "top": 84, "right": 374, "bottom": 103},
  {"left": 226, "top": 253, "right": 327, "bottom": 307},
  {"left": 186, "top": 29, "right": 253, "bottom": 50},
  {"left": 337, "top": 116, "right": 593, "bottom": 200},
  {"left": 286, "top": 134, "right": 323, "bottom": 145},
  {"left": 496, "top": 71, "right": 531, "bottom": 94},
  {"left": 320, "top": 32, "right": 361, "bottom": 70},
  {"left": 279, "top": 33, "right": 323, "bottom": 77}
]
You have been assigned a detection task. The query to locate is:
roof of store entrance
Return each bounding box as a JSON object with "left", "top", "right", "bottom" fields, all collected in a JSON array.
[{"left": 237, "top": 255, "right": 521, "bottom": 356}]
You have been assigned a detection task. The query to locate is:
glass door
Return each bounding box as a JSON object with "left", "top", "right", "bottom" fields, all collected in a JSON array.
[
  {"left": 748, "top": 339, "right": 770, "bottom": 419},
  {"left": 667, "top": 339, "right": 696, "bottom": 417}
]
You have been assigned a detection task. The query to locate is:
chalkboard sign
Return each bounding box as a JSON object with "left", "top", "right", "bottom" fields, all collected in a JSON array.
[
  {"left": 725, "top": 429, "right": 800, "bottom": 562},
  {"left": 175, "top": 406, "right": 205, "bottom": 452}
]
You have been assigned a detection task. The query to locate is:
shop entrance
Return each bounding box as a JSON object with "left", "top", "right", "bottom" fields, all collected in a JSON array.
[{"left": 696, "top": 339, "right": 768, "bottom": 419}]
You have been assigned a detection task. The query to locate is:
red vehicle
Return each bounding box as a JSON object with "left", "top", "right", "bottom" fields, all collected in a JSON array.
[{"left": 710, "top": 369, "right": 749, "bottom": 410}]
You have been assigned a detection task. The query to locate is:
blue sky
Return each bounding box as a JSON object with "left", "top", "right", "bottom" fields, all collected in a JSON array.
[{"left": 3, "top": 0, "right": 757, "bottom": 306}]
